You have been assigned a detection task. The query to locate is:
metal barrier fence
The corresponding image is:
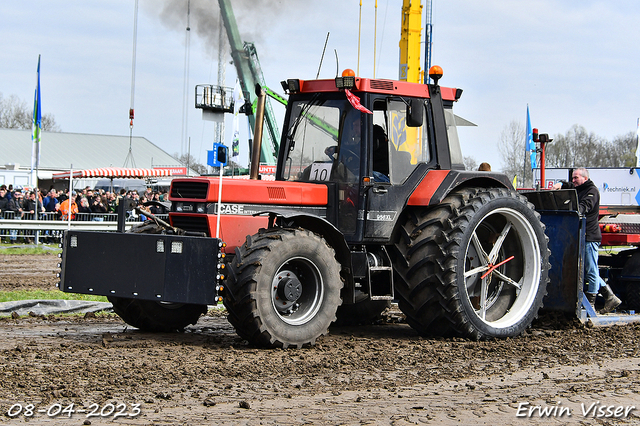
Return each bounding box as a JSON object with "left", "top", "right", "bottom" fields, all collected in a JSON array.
[{"left": 0, "top": 212, "right": 170, "bottom": 243}]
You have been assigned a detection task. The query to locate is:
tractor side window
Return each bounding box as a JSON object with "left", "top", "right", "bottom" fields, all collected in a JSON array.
[
  {"left": 372, "top": 104, "right": 390, "bottom": 183},
  {"left": 386, "top": 99, "right": 429, "bottom": 184},
  {"left": 444, "top": 108, "right": 463, "bottom": 166}
]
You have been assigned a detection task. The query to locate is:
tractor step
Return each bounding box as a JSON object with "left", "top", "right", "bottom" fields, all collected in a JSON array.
[
  {"left": 370, "top": 266, "right": 392, "bottom": 272},
  {"left": 370, "top": 295, "right": 394, "bottom": 300},
  {"left": 367, "top": 247, "right": 394, "bottom": 300}
]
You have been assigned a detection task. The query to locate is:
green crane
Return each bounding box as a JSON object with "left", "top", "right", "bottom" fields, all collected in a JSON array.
[{"left": 217, "top": 0, "right": 281, "bottom": 166}]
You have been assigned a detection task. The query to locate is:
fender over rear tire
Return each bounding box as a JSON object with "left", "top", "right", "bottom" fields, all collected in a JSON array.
[
  {"left": 393, "top": 187, "right": 550, "bottom": 339},
  {"left": 107, "top": 221, "right": 208, "bottom": 332},
  {"left": 224, "top": 227, "right": 343, "bottom": 348}
]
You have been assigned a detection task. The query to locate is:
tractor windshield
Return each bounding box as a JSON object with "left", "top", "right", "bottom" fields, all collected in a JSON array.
[{"left": 282, "top": 97, "right": 359, "bottom": 182}]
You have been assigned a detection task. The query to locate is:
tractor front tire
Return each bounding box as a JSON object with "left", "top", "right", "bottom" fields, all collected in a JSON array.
[
  {"left": 108, "top": 297, "right": 207, "bottom": 332},
  {"left": 106, "top": 220, "right": 208, "bottom": 332},
  {"left": 224, "top": 228, "right": 343, "bottom": 348},
  {"left": 393, "top": 187, "right": 550, "bottom": 339}
]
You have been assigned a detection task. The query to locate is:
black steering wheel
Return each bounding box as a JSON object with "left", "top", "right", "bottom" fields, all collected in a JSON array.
[{"left": 341, "top": 148, "right": 359, "bottom": 165}]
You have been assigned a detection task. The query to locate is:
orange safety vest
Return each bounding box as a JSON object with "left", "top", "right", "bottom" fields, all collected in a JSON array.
[{"left": 59, "top": 199, "right": 78, "bottom": 220}]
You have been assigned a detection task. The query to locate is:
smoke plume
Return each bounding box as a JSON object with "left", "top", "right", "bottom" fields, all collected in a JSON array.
[{"left": 146, "top": 0, "right": 300, "bottom": 58}]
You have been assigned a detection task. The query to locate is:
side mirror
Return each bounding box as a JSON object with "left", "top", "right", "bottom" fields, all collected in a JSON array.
[{"left": 406, "top": 99, "right": 423, "bottom": 127}]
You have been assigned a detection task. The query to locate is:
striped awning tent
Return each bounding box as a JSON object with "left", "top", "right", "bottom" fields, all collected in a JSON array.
[{"left": 52, "top": 167, "right": 174, "bottom": 180}]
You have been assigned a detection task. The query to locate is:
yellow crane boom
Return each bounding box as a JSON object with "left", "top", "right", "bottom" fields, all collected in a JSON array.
[{"left": 399, "top": 0, "right": 423, "bottom": 83}]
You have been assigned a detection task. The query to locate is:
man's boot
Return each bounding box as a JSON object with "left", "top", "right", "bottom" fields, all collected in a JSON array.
[
  {"left": 585, "top": 293, "right": 597, "bottom": 311},
  {"left": 599, "top": 285, "right": 621, "bottom": 314}
]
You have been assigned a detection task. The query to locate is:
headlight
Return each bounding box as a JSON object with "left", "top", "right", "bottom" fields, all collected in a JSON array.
[{"left": 174, "top": 202, "right": 204, "bottom": 213}]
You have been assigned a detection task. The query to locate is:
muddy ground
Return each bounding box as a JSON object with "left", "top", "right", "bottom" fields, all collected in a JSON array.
[
  {"left": 1, "top": 253, "right": 640, "bottom": 425},
  {"left": 0, "top": 253, "right": 61, "bottom": 292}
]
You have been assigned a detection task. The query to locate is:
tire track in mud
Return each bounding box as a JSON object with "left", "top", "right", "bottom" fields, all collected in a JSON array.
[{"left": 0, "top": 254, "right": 60, "bottom": 292}]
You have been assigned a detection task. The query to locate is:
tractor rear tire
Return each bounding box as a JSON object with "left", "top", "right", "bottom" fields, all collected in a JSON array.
[
  {"left": 224, "top": 227, "right": 343, "bottom": 348},
  {"left": 393, "top": 187, "right": 550, "bottom": 339},
  {"left": 107, "top": 220, "right": 208, "bottom": 332}
]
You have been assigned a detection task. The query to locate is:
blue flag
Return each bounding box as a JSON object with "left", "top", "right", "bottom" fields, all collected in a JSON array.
[
  {"left": 526, "top": 105, "right": 537, "bottom": 170},
  {"left": 31, "top": 55, "right": 42, "bottom": 172}
]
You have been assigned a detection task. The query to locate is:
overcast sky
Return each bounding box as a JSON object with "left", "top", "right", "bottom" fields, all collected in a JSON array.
[{"left": 1, "top": 0, "right": 639, "bottom": 173}]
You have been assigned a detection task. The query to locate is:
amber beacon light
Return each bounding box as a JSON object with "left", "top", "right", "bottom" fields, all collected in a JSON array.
[{"left": 428, "top": 65, "right": 443, "bottom": 85}]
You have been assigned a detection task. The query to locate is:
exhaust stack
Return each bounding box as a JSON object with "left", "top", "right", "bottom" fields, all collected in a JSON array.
[{"left": 250, "top": 84, "right": 266, "bottom": 180}]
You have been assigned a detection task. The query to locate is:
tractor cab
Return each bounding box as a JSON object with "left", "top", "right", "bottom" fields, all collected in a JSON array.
[{"left": 277, "top": 69, "right": 464, "bottom": 243}]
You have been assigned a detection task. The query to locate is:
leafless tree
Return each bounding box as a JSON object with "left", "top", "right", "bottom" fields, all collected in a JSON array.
[
  {"left": 174, "top": 152, "right": 208, "bottom": 175},
  {"left": 463, "top": 155, "right": 478, "bottom": 171},
  {"left": 546, "top": 125, "right": 636, "bottom": 168},
  {"left": 545, "top": 125, "right": 603, "bottom": 168},
  {"left": 498, "top": 120, "right": 533, "bottom": 187},
  {"left": 608, "top": 132, "right": 637, "bottom": 167},
  {"left": 0, "top": 93, "right": 60, "bottom": 131}
]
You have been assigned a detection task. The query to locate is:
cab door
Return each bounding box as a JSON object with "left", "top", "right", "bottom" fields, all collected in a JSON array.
[
  {"left": 334, "top": 108, "right": 363, "bottom": 240},
  {"left": 364, "top": 98, "right": 430, "bottom": 240}
]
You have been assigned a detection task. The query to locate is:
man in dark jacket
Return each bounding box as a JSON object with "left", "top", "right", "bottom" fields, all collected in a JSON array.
[
  {"left": 7, "top": 189, "right": 23, "bottom": 216},
  {"left": 0, "top": 187, "right": 9, "bottom": 215},
  {"left": 22, "top": 191, "right": 44, "bottom": 219},
  {"left": 554, "top": 167, "right": 621, "bottom": 313}
]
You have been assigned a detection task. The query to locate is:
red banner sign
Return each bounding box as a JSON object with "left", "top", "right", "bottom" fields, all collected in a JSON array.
[
  {"left": 154, "top": 167, "right": 187, "bottom": 176},
  {"left": 259, "top": 165, "right": 277, "bottom": 174}
]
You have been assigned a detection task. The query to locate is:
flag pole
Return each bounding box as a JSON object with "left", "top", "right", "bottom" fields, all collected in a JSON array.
[
  {"left": 31, "top": 54, "right": 42, "bottom": 245},
  {"left": 68, "top": 165, "right": 73, "bottom": 230},
  {"left": 635, "top": 118, "right": 640, "bottom": 168},
  {"left": 522, "top": 144, "right": 526, "bottom": 190},
  {"left": 35, "top": 186, "right": 39, "bottom": 246},
  {"left": 526, "top": 105, "right": 537, "bottom": 188}
]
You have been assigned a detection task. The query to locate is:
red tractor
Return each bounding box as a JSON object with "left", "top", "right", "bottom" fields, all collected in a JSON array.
[{"left": 61, "top": 67, "right": 551, "bottom": 348}]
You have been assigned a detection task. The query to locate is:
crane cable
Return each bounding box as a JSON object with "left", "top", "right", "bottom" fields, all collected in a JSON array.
[
  {"left": 373, "top": 0, "right": 377, "bottom": 78},
  {"left": 129, "top": 0, "right": 138, "bottom": 128},
  {"left": 180, "top": 0, "right": 191, "bottom": 159},
  {"left": 376, "top": 0, "right": 390, "bottom": 73},
  {"left": 125, "top": 0, "right": 139, "bottom": 168},
  {"left": 357, "top": 0, "right": 362, "bottom": 76},
  {"left": 358, "top": 0, "right": 389, "bottom": 78}
]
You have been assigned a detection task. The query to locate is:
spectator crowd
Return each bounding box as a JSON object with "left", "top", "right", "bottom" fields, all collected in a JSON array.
[{"left": 0, "top": 184, "right": 169, "bottom": 242}]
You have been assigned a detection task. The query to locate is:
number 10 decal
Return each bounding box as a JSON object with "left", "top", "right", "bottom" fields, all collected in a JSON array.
[{"left": 309, "top": 163, "right": 332, "bottom": 181}]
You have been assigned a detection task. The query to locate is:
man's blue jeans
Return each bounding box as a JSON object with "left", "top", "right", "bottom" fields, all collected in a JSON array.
[{"left": 585, "top": 241, "right": 605, "bottom": 294}]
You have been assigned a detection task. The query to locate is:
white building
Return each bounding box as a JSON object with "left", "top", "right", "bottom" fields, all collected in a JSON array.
[{"left": 0, "top": 129, "right": 193, "bottom": 190}]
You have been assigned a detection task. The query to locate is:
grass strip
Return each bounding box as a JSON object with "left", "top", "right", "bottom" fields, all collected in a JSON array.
[
  {"left": 0, "top": 290, "right": 108, "bottom": 303},
  {"left": 0, "top": 245, "right": 61, "bottom": 255}
]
